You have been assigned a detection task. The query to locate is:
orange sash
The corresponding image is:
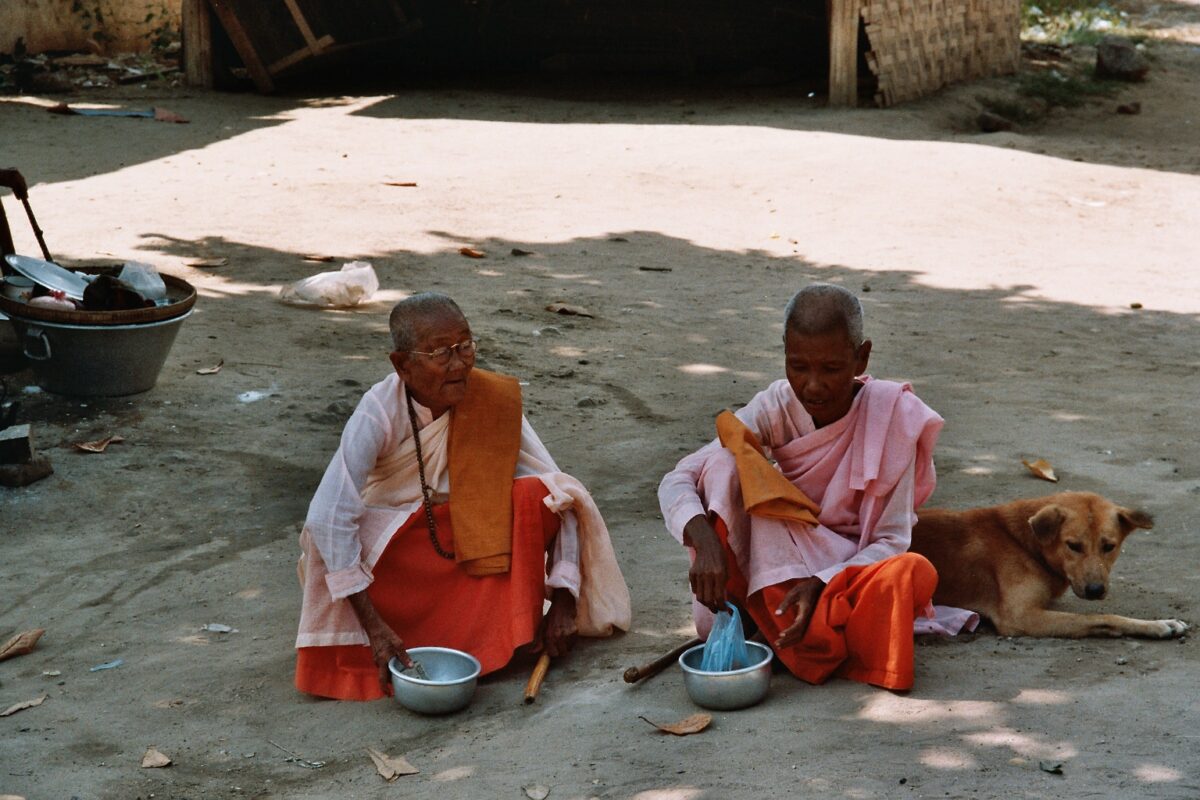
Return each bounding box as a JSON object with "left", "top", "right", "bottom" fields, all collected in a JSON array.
[
  {"left": 716, "top": 410, "right": 821, "bottom": 526},
  {"left": 447, "top": 369, "right": 523, "bottom": 576}
]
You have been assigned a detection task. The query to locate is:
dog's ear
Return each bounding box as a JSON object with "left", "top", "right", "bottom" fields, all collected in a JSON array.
[
  {"left": 1117, "top": 507, "right": 1154, "bottom": 534},
  {"left": 1029, "top": 504, "right": 1066, "bottom": 541}
]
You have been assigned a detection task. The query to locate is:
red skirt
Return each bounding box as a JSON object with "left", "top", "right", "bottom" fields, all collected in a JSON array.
[
  {"left": 714, "top": 517, "right": 936, "bottom": 690},
  {"left": 296, "top": 476, "right": 560, "bottom": 700}
]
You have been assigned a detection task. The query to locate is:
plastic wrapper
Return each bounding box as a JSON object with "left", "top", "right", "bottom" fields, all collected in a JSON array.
[
  {"left": 700, "top": 602, "right": 752, "bottom": 672},
  {"left": 278, "top": 261, "right": 379, "bottom": 308}
]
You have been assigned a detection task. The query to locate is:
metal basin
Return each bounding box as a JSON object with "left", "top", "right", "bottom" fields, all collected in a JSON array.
[
  {"left": 388, "top": 647, "right": 481, "bottom": 715},
  {"left": 7, "top": 310, "right": 191, "bottom": 396},
  {"left": 679, "top": 640, "right": 773, "bottom": 710}
]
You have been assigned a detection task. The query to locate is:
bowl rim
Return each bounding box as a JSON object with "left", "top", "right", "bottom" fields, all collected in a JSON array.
[
  {"left": 678, "top": 640, "right": 774, "bottom": 677},
  {"left": 388, "top": 647, "right": 482, "bottom": 686}
]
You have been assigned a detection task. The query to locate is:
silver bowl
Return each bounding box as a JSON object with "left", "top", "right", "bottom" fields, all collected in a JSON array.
[
  {"left": 678, "top": 640, "right": 774, "bottom": 710},
  {"left": 388, "top": 647, "right": 481, "bottom": 715}
]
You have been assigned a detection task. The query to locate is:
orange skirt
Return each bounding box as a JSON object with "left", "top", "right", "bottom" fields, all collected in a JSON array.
[
  {"left": 714, "top": 517, "right": 936, "bottom": 690},
  {"left": 296, "top": 476, "right": 560, "bottom": 701}
]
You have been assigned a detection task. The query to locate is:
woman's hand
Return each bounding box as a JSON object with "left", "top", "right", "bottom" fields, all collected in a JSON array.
[
  {"left": 348, "top": 590, "right": 412, "bottom": 692},
  {"left": 773, "top": 577, "right": 824, "bottom": 649},
  {"left": 683, "top": 515, "right": 728, "bottom": 613}
]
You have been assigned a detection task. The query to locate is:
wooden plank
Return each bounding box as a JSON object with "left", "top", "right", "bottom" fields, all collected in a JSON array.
[
  {"left": 282, "top": 0, "right": 324, "bottom": 51},
  {"left": 828, "top": 0, "right": 861, "bottom": 107},
  {"left": 182, "top": 0, "right": 214, "bottom": 88},
  {"left": 206, "top": 0, "right": 275, "bottom": 93},
  {"left": 268, "top": 34, "right": 335, "bottom": 74}
]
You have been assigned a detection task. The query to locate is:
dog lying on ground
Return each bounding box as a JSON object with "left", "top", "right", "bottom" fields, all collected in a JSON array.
[{"left": 911, "top": 491, "right": 1188, "bottom": 638}]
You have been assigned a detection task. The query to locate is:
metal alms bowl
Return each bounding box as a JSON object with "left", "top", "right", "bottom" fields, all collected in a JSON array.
[
  {"left": 388, "top": 647, "right": 481, "bottom": 715},
  {"left": 678, "top": 640, "right": 774, "bottom": 711}
]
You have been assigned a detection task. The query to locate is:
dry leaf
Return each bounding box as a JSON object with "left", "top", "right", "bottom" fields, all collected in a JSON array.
[
  {"left": 141, "top": 746, "right": 173, "bottom": 768},
  {"left": 638, "top": 713, "right": 712, "bottom": 736},
  {"left": 383, "top": 181, "right": 418, "bottom": 187},
  {"left": 1022, "top": 458, "right": 1059, "bottom": 483},
  {"left": 302, "top": 254, "right": 336, "bottom": 263},
  {"left": 459, "top": 247, "right": 486, "bottom": 259},
  {"left": 511, "top": 248, "right": 534, "bottom": 256},
  {"left": 73, "top": 435, "right": 125, "bottom": 454},
  {"left": 196, "top": 360, "right": 223, "bottom": 375},
  {"left": 545, "top": 303, "right": 594, "bottom": 318},
  {"left": 524, "top": 785, "right": 550, "bottom": 800},
  {"left": 187, "top": 257, "right": 228, "bottom": 268},
  {"left": 152, "top": 107, "right": 189, "bottom": 124},
  {"left": 366, "top": 747, "right": 418, "bottom": 782},
  {"left": 0, "top": 628, "right": 45, "bottom": 662},
  {"left": 1, "top": 695, "right": 47, "bottom": 717}
]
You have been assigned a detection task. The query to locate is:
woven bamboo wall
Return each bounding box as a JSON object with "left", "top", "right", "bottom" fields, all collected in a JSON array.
[{"left": 862, "top": 0, "right": 1020, "bottom": 107}]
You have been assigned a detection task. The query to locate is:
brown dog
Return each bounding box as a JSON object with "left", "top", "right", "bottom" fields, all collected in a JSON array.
[{"left": 911, "top": 491, "right": 1188, "bottom": 638}]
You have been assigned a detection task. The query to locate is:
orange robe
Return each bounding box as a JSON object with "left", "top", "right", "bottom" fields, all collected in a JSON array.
[{"left": 295, "top": 476, "right": 560, "bottom": 701}]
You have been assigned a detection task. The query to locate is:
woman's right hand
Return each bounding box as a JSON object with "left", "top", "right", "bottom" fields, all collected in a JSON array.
[
  {"left": 348, "top": 590, "right": 412, "bottom": 692},
  {"left": 683, "top": 515, "right": 728, "bottom": 613}
]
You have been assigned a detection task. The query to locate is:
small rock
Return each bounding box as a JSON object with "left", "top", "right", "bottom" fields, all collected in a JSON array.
[
  {"left": 1096, "top": 37, "right": 1150, "bottom": 82},
  {"left": 1115, "top": 656, "right": 1128, "bottom": 665},
  {"left": 549, "top": 368, "right": 575, "bottom": 379},
  {"left": 576, "top": 396, "right": 607, "bottom": 408},
  {"left": 1116, "top": 101, "right": 1142, "bottom": 115},
  {"left": 978, "top": 111, "right": 1014, "bottom": 133}
]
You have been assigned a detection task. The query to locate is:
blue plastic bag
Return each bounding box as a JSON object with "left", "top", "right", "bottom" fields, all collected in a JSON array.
[{"left": 700, "top": 602, "right": 751, "bottom": 672}]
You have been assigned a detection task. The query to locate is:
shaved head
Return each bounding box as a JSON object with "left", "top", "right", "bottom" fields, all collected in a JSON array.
[
  {"left": 389, "top": 292, "right": 466, "bottom": 351},
  {"left": 783, "top": 284, "right": 864, "bottom": 347}
]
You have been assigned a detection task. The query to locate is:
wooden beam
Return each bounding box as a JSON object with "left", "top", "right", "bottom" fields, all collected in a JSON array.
[
  {"left": 282, "top": 0, "right": 325, "bottom": 52},
  {"left": 268, "top": 34, "right": 335, "bottom": 75},
  {"left": 206, "top": 0, "right": 275, "bottom": 93},
  {"left": 828, "top": 0, "right": 861, "bottom": 107},
  {"left": 182, "top": 0, "right": 213, "bottom": 88}
]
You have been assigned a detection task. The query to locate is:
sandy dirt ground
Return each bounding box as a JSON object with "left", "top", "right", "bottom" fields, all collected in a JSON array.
[{"left": 3, "top": 3, "right": 1200, "bottom": 798}]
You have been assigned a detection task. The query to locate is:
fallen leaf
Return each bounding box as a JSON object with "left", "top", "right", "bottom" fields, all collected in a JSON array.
[
  {"left": 1038, "top": 760, "right": 1064, "bottom": 775},
  {"left": 0, "top": 695, "right": 46, "bottom": 717},
  {"left": 383, "top": 181, "right": 418, "bottom": 187},
  {"left": 524, "top": 784, "right": 550, "bottom": 800},
  {"left": 459, "top": 247, "right": 486, "bottom": 259},
  {"left": 0, "top": 628, "right": 45, "bottom": 662},
  {"left": 366, "top": 747, "right": 418, "bottom": 782},
  {"left": 511, "top": 248, "right": 534, "bottom": 257},
  {"left": 302, "top": 254, "right": 336, "bottom": 263},
  {"left": 73, "top": 435, "right": 124, "bottom": 454},
  {"left": 154, "top": 698, "right": 186, "bottom": 709},
  {"left": 1129, "top": 302, "right": 1143, "bottom": 310},
  {"left": 152, "top": 107, "right": 189, "bottom": 124},
  {"left": 141, "top": 746, "right": 173, "bottom": 768},
  {"left": 196, "top": 360, "right": 223, "bottom": 375},
  {"left": 638, "top": 713, "right": 712, "bottom": 736},
  {"left": 1022, "top": 458, "right": 1058, "bottom": 483},
  {"left": 545, "top": 302, "right": 594, "bottom": 318}
]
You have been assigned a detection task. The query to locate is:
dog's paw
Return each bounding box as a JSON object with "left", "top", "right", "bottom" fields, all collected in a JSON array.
[{"left": 1155, "top": 619, "right": 1188, "bottom": 638}]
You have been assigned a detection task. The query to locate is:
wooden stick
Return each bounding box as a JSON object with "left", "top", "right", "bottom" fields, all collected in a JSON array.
[
  {"left": 622, "top": 638, "right": 703, "bottom": 684},
  {"left": 523, "top": 652, "right": 552, "bottom": 704}
]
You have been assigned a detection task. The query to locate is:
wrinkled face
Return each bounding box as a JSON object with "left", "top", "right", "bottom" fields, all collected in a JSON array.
[
  {"left": 1029, "top": 496, "right": 1154, "bottom": 600},
  {"left": 389, "top": 311, "right": 474, "bottom": 418},
  {"left": 784, "top": 328, "right": 872, "bottom": 428}
]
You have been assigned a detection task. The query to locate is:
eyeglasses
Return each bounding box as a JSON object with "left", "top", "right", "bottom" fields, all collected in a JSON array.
[{"left": 409, "top": 338, "right": 478, "bottom": 365}]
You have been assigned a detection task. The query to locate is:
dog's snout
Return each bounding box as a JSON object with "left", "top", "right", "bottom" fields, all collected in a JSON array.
[{"left": 1084, "top": 582, "right": 1106, "bottom": 600}]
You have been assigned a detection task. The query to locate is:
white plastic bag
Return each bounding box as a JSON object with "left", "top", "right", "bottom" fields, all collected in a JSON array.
[
  {"left": 118, "top": 261, "right": 167, "bottom": 303},
  {"left": 278, "top": 261, "right": 379, "bottom": 308}
]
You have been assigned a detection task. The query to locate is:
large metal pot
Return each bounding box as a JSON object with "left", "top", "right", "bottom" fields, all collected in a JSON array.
[{"left": 7, "top": 310, "right": 193, "bottom": 396}]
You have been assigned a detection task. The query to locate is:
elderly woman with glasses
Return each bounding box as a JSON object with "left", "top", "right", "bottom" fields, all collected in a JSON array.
[{"left": 295, "top": 292, "right": 631, "bottom": 700}]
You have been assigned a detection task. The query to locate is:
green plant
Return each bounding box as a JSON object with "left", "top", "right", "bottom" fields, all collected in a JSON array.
[
  {"left": 1022, "top": 0, "right": 1130, "bottom": 46},
  {"left": 1017, "top": 68, "right": 1118, "bottom": 107}
]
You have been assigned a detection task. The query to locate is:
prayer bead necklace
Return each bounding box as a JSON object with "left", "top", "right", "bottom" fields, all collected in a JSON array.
[{"left": 405, "top": 390, "right": 455, "bottom": 560}]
